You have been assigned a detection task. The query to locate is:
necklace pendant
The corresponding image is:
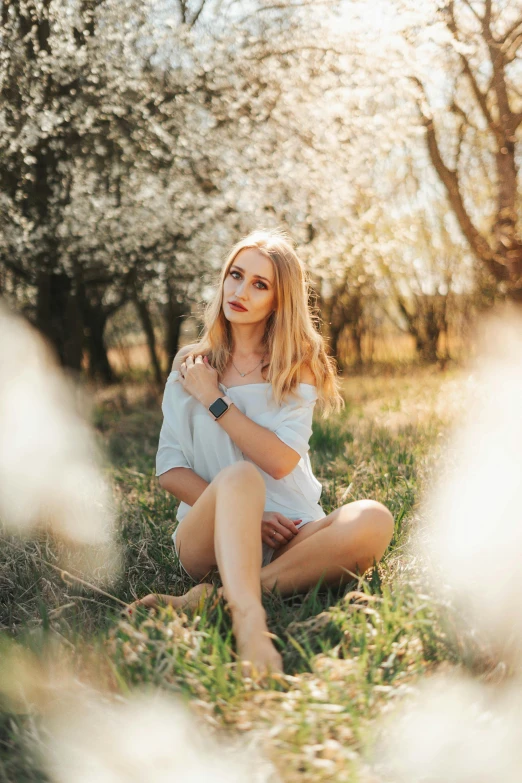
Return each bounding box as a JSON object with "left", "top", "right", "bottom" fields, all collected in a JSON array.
[{"left": 240, "top": 372, "right": 246, "bottom": 377}]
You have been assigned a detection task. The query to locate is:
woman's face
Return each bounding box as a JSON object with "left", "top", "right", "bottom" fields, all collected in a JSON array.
[{"left": 223, "top": 248, "right": 276, "bottom": 326}]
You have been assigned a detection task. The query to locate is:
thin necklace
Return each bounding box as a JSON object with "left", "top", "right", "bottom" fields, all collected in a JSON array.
[{"left": 231, "top": 353, "right": 266, "bottom": 378}]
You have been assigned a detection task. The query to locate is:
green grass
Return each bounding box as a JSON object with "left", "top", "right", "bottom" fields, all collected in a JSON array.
[{"left": 0, "top": 367, "right": 499, "bottom": 782}]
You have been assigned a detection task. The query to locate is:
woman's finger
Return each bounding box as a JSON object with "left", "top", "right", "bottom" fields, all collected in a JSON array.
[
  {"left": 279, "top": 522, "right": 295, "bottom": 541},
  {"left": 272, "top": 522, "right": 293, "bottom": 542},
  {"left": 264, "top": 527, "right": 285, "bottom": 543},
  {"left": 276, "top": 515, "right": 300, "bottom": 535}
]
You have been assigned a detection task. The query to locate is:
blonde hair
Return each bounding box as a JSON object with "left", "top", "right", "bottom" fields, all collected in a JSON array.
[{"left": 194, "top": 229, "right": 344, "bottom": 418}]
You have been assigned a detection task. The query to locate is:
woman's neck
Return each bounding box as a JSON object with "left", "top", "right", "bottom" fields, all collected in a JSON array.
[
  {"left": 229, "top": 325, "right": 267, "bottom": 360},
  {"left": 230, "top": 339, "right": 266, "bottom": 360},
  {"left": 232, "top": 347, "right": 266, "bottom": 360}
]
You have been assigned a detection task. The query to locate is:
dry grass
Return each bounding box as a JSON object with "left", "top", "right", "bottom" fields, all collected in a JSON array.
[{"left": 1, "top": 365, "right": 492, "bottom": 782}]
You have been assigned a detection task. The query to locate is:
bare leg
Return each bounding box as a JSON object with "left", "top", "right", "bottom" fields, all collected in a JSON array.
[
  {"left": 260, "top": 500, "right": 394, "bottom": 595},
  {"left": 132, "top": 500, "right": 393, "bottom": 604},
  {"left": 212, "top": 463, "right": 282, "bottom": 674},
  {"left": 132, "top": 463, "right": 282, "bottom": 675}
]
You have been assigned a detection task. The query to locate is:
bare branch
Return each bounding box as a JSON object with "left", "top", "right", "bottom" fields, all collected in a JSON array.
[
  {"left": 190, "top": 0, "right": 207, "bottom": 27},
  {"left": 460, "top": 0, "right": 484, "bottom": 26},
  {"left": 243, "top": 44, "right": 345, "bottom": 62},
  {"left": 411, "top": 77, "right": 509, "bottom": 282},
  {"left": 495, "top": 14, "right": 522, "bottom": 45},
  {"left": 483, "top": 0, "right": 492, "bottom": 31},
  {"left": 239, "top": 0, "right": 337, "bottom": 18},
  {"left": 454, "top": 109, "right": 467, "bottom": 169},
  {"left": 450, "top": 97, "right": 477, "bottom": 131},
  {"left": 504, "top": 31, "right": 522, "bottom": 63},
  {"left": 445, "top": 2, "right": 496, "bottom": 131}
]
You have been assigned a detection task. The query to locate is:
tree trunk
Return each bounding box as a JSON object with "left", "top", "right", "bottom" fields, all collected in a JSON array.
[
  {"left": 165, "top": 276, "right": 191, "bottom": 363},
  {"left": 84, "top": 303, "right": 115, "bottom": 384},
  {"left": 85, "top": 317, "right": 115, "bottom": 383},
  {"left": 349, "top": 326, "right": 363, "bottom": 368},
  {"left": 415, "top": 332, "right": 439, "bottom": 364},
  {"left": 76, "top": 280, "right": 116, "bottom": 384},
  {"left": 348, "top": 295, "right": 364, "bottom": 368},
  {"left": 133, "top": 289, "right": 163, "bottom": 385},
  {"left": 328, "top": 324, "right": 346, "bottom": 372},
  {"left": 35, "top": 269, "right": 84, "bottom": 371}
]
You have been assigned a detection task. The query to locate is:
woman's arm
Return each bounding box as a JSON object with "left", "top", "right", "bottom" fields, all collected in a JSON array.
[
  {"left": 158, "top": 467, "right": 209, "bottom": 505},
  {"left": 173, "top": 350, "right": 315, "bottom": 481},
  {"left": 198, "top": 394, "right": 301, "bottom": 480},
  {"left": 200, "top": 363, "right": 316, "bottom": 481}
]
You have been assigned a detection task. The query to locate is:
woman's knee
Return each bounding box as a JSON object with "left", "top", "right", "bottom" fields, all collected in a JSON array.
[
  {"left": 337, "top": 499, "right": 395, "bottom": 556},
  {"left": 361, "top": 499, "right": 394, "bottom": 528},
  {"left": 358, "top": 500, "right": 394, "bottom": 546},
  {"left": 215, "top": 462, "right": 265, "bottom": 493}
]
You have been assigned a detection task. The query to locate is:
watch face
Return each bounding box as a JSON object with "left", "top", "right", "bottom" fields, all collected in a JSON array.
[{"left": 209, "top": 397, "right": 228, "bottom": 418}]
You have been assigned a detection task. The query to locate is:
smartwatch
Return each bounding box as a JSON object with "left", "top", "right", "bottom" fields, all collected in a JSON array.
[{"left": 208, "top": 394, "right": 234, "bottom": 420}]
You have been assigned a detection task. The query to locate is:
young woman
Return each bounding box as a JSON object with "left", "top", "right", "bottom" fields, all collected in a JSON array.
[{"left": 132, "top": 230, "right": 394, "bottom": 675}]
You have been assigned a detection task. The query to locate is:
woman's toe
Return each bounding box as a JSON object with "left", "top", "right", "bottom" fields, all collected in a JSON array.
[{"left": 122, "top": 594, "right": 158, "bottom": 617}]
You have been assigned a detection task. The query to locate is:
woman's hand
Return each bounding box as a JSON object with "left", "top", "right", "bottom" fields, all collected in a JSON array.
[
  {"left": 178, "top": 353, "right": 221, "bottom": 406},
  {"left": 261, "top": 512, "right": 302, "bottom": 549}
]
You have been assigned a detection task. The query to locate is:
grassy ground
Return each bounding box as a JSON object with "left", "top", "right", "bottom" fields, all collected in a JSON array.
[{"left": 0, "top": 365, "right": 497, "bottom": 782}]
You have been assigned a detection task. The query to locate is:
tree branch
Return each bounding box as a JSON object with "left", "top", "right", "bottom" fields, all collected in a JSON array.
[
  {"left": 460, "top": 0, "right": 483, "bottom": 26},
  {"left": 243, "top": 45, "right": 345, "bottom": 62},
  {"left": 504, "top": 31, "right": 522, "bottom": 63},
  {"left": 0, "top": 258, "right": 34, "bottom": 283},
  {"left": 496, "top": 13, "right": 522, "bottom": 44},
  {"left": 483, "top": 0, "right": 492, "bottom": 31},
  {"left": 445, "top": 2, "right": 495, "bottom": 131},
  {"left": 238, "top": 0, "right": 337, "bottom": 23},
  {"left": 411, "top": 77, "right": 509, "bottom": 282}
]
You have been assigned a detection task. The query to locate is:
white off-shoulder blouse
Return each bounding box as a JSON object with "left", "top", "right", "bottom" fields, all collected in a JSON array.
[{"left": 156, "top": 370, "right": 325, "bottom": 528}]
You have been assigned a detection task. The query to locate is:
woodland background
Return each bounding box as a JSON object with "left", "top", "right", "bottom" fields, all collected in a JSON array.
[{"left": 1, "top": 0, "right": 521, "bottom": 379}]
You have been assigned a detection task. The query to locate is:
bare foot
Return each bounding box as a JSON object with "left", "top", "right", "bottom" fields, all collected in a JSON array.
[
  {"left": 124, "top": 584, "right": 222, "bottom": 616},
  {"left": 231, "top": 605, "right": 283, "bottom": 679}
]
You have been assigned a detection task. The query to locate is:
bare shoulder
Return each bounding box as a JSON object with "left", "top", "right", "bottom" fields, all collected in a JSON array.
[
  {"left": 300, "top": 363, "right": 317, "bottom": 386},
  {"left": 171, "top": 342, "right": 203, "bottom": 371}
]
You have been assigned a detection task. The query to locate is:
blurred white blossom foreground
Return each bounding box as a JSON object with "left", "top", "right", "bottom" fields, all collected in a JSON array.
[
  {"left": 0, "top": 302, "right": 119, "bottom": 577},
  {"left": 423, "top": 307, "right": 522, "bottom": 659},
  {"left": 374, "top": 675, "right": 522, "bottom": 783},
  {"left": 42, "top": 689, "right": 278, "bottom": 783},
  {"left": 0, "top": 641, "right": 277, "bottom": 783},
  {"left": 372, "top": 306, "right": 522, "bottom": 782}
]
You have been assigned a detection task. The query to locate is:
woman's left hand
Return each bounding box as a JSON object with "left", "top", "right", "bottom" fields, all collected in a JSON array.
[
  {"left": 178, "top": 353, "right": 221, "bottom": 406},
  {"left": 261, "top": 512, "right": 301, "bottom": 549}
]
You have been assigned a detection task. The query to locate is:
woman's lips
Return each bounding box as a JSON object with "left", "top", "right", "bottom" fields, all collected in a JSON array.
[{"left": 229, "top": 302, "right": 247, "bottom": 311}]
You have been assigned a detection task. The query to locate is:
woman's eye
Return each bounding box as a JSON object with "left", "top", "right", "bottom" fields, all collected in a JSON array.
[{"left": 230, "top": 271, "right": 267, "bottom": 290}]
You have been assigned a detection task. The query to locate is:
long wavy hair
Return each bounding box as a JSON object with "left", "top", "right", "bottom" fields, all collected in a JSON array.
[{"left": 194, "top": 229, "right": 345, "bottom": 418}]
